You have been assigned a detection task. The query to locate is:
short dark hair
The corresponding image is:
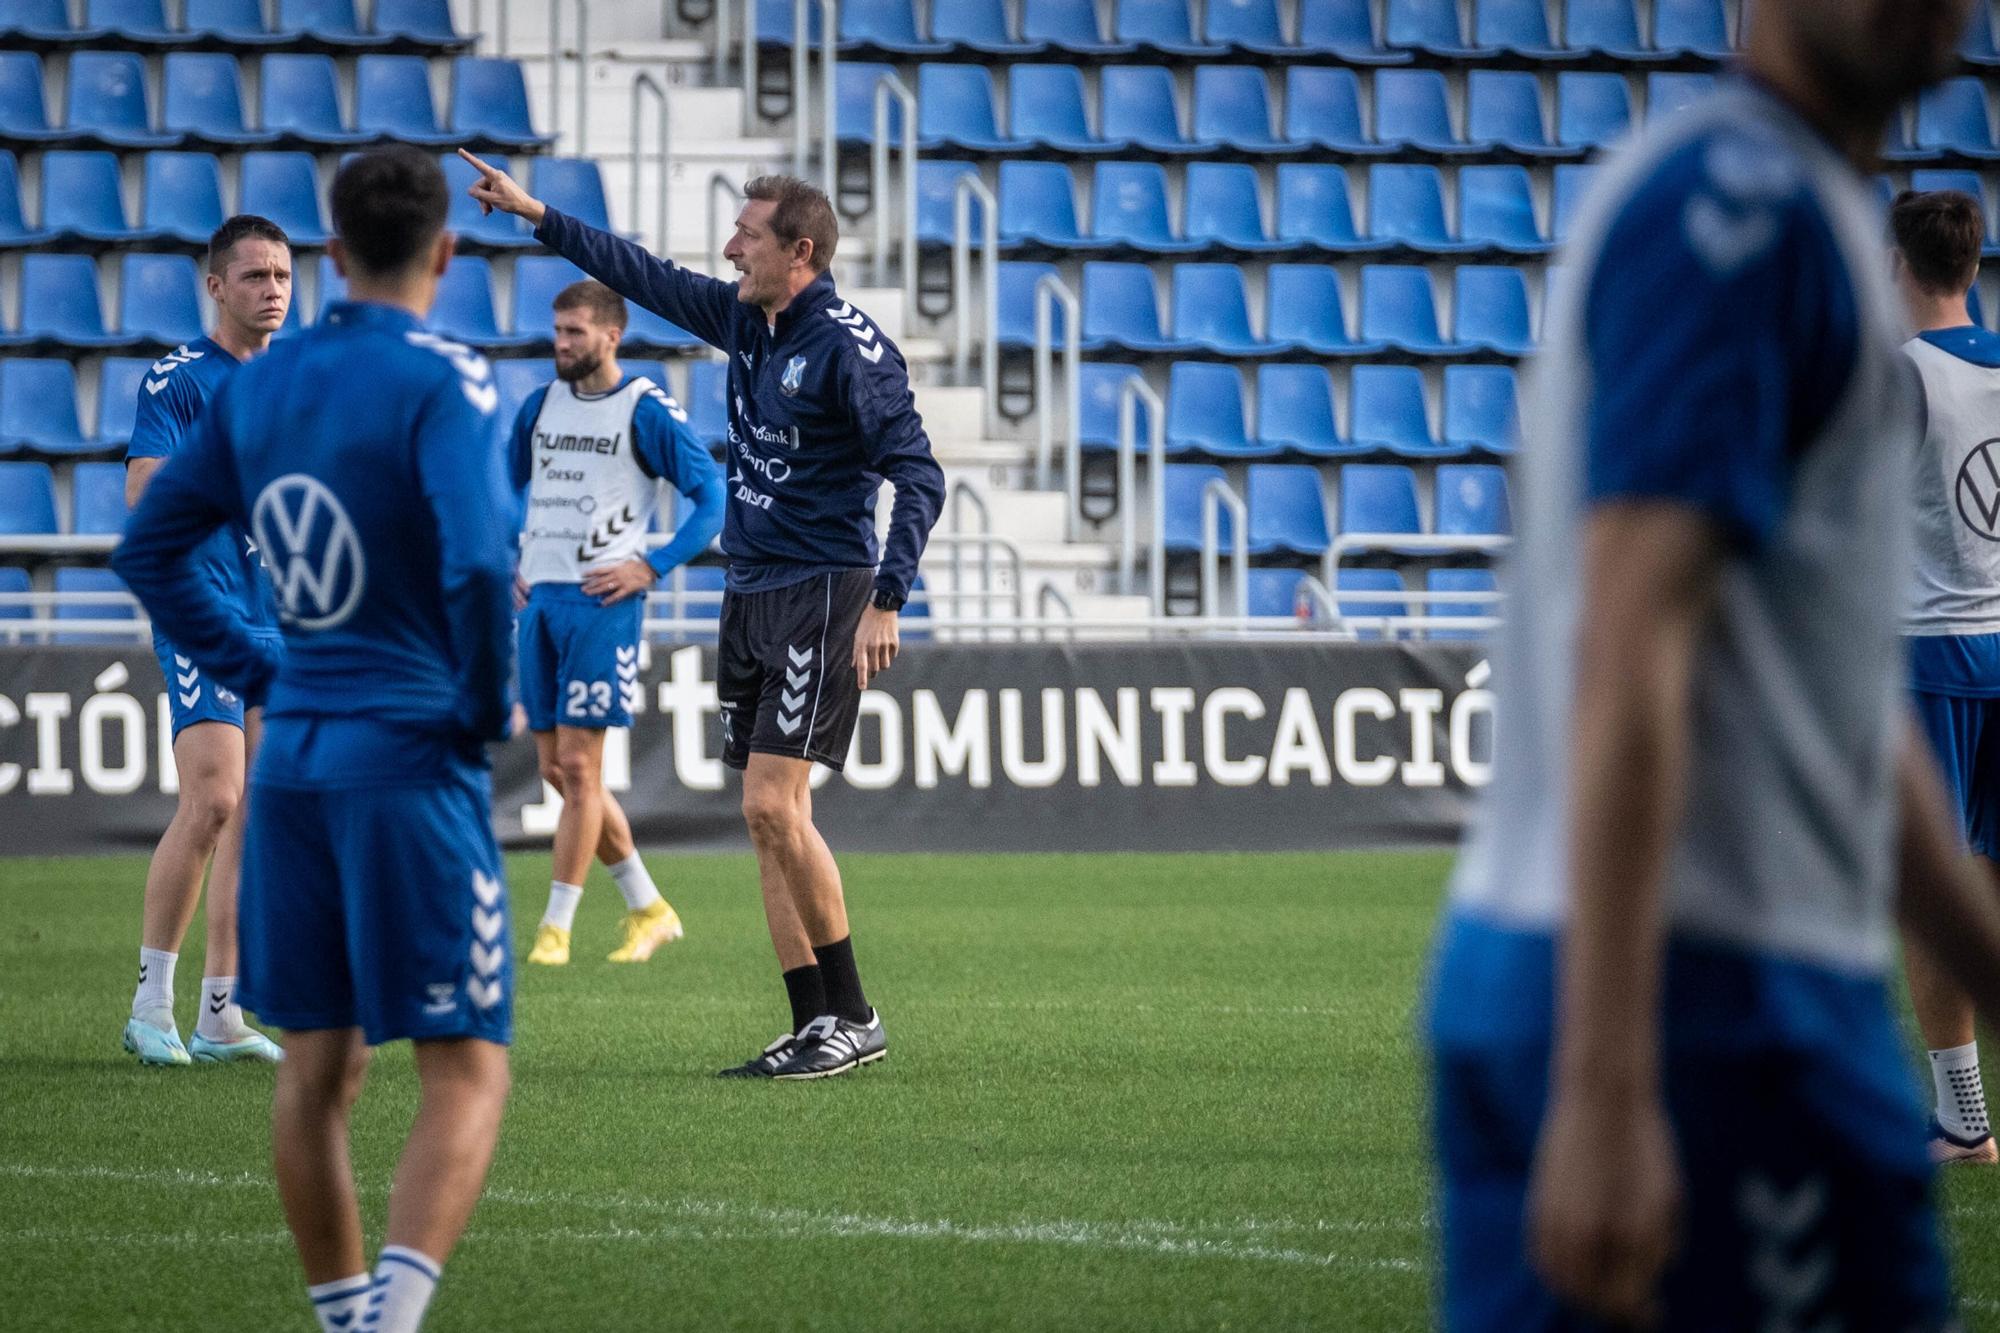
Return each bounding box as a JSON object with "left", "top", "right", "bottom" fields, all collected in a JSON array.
[
  {"left": 330, "top": 148, "right": 449, "bottom": 276},
  {"left": 553, "top": 279, "right": 627, "bottom": 331},
  {"left": 1891, "top": 189, "right": 1985, "bottom": 298},
  {"left": 743, "top": 175, "right": 838, "bottom": 272},
  {"left": 207, "top": 214, "right": 289, "bottom": 275}
]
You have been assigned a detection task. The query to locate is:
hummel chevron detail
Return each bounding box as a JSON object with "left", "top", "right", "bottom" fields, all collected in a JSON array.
[
  {"left": 207, "top": 991, "right": 228, "bottom": 1016},
  {"left": 785, "top": 667, "right": 809, "bottom": 691},
  {"left": 781, "top": 690, "right": 806, "bottom": 714},
  {"left": 788, "top": 645, "right": 814, "bottom": 668},
  {"left": 144, "top": 377, "right": 169, "bottom": 396},
  {"left": 472, "top": 871, "right": 502, "bottom": 907},
  {"left": 777, "top": 713, "right": 803, "bottom": 736},
  {"left": 173, "top": 654, "right": 191, "bottom": 668},
  {"left": 473, "top": 907, "right": 504, "bottom": 943},
  {"left": 468, "top": 977, "right": 502, "bottom": 1010},
  {"left": 176, "top": 669, "right": 199, "bottom": 689},
  {"left": 470, "top": 942, "right": 504, "bottom": 977},
  {"left": 177, "top": 690, "right": 200, "bottom": 708}
]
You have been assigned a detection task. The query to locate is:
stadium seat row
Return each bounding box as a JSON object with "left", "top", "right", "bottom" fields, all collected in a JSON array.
[
  {"left": 0, "top": 50, "right": 545, "bottom": 151},
  {"left": 1156, "top": 461, "right": 1510, "bottom": 559},
  {"left": 0, "top": 149, "right": 612, "bottom": 250},
  {"left": 0, "top": 0, "right": 462, "bottom": 48},
  {"left": 1248, "top": 564, "right": 1497, "bottom": 638}
]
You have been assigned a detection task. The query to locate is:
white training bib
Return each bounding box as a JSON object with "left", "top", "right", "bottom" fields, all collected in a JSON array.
[{"left": 519, "top": 376, "right": 667, "bottom": 586}]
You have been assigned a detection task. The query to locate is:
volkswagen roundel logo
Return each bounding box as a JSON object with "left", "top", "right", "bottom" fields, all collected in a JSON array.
[
  {"left": 251, "top": 473, "right": 366, "bottom": 630},
  {"left": 1956, "top": 439, "right": 2000, "bottom": 543}
]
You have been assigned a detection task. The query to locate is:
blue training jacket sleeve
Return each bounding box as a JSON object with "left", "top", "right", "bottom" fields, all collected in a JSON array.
[
  {"left": 534, "top": 207, "right": 739, "bottom": 352},
  {"left": 839, "top": 348, "right": 945, "bottom": 602},
  {"left": 112, "top": 400, "right": 282, "bottom": 702},
  {"left": 125, "top": 369, "right": 200, "bottom": 461},
  {"left": 632, "top": 390, "right": 724, "bottom": 577},
  {"left": 414, "top": 370, "right": 519, "bottom": 744}
]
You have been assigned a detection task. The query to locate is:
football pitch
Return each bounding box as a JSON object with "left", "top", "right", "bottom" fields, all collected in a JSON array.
[{"left": 5, "top": 850, "right": 2000, "bottom": 1332}]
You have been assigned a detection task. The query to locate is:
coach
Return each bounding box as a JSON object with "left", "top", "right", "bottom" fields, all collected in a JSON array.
[{"left": 460, "top": 152, "right": 945, "bottom": 1081}]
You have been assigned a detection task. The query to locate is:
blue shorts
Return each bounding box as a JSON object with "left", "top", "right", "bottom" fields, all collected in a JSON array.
[
  {"left": 236, "top": 766, "right": 511, "bottom": 1047},
  {"left": 1912, "top": 688, "right": 2000, "bottom": 858},
  {"left": 154, "top": 631, "right": 276, "bottom": 738},
  {"left": 517, "top": 585, "right": 642, "bottom": 732}
]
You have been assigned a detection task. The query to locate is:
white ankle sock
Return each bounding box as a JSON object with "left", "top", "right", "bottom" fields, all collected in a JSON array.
[
  {"left": 195, "top": 975, "right": 243, "bottom": 1041},
  {"left": 308, "top": 1274, "right": 372, "bottom": 1332},
  {"left": 608, "top": 853, "right": 663, "bottom": 911},
  {"left": 132, "top": 948, "right": 176, "bottom": 1021},
  {"left": 364, "top": 1246, "right": 441, "bottom": 1333},
  {"left": 1932, "top": 1041, "right": 1990, "bottom": 1141},
  {"left": 542, "top": 882, "right": 583, "bottom": 932}
]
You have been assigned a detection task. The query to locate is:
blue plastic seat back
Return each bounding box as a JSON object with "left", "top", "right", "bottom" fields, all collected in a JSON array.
[
  {"left": 1426, "top": 566, "right": 1498, "bottom": 637},
  {"left": 1369, "top": 163, "right": 1454, "bottom": 248},
  {"left": 3, "top": 0, "right": 73, "bottom": 34},
  {"left": 1653, "top": 0, "right": 1729, "bottom": 56},
  {"left": 1350, "top": 365, "right": 1436, "bottom": 454},
  {"left": 1360, "top": 265, "right": 1443, "bottom": 347},
  {"left": 0, "top": 359, "right": 84, "bottom": 451},
  {"left": 450, "top": 57, "right": 542, "bottom": 142},
  {"left": 997, "top": 160, "right": 1080, "bottom": 244},
  {"left": 1442, "top": 364, "right": 1519, "bottom": 453},
  {"left": 1476, "top": 0, "right": 1553, "bottom": 49},
  {"left": 281, "top": 0, "right": 363, "bottom": 37},
  {"left": 494, "top": 357, "right": 553, "bottom": 426},
  {"left": 1184, "top": 162, "right": 1270, "bottom": 247},
  {"left": 531, "top": 158, "right": 612, "bottom": 231},
  {"left": 1247, "top": 566, "right": 1310, "bottom": 619},
  {"left": 1459, "top": 164, "right": 1543, "bottom": 249},
  {"left": 164, "top": 52, "right": 255, "bottom": 138},
  {"left": 1193, "top": 65, "right": 1278, "bottom": 145},
  {"left": 1455, "top": 265, "right": 1533, "bottom": 351},
  {"left": 261, "top": 55, "right": 351, "bottom": 139},
  {"left": 1552, "top": 164, "right": 1598, "bottom": 242},
  {"left": 916, "top": 160, "right": 982, "bottom": 244},
  {"left": 1172, "top": 263, "right": 1259, "bottom": 349},
  {"left": 1256, "top": 363, "right": 1340, "bottom": 453},
  {"left": 122, "top": 253, "right": 204, "bottom": 344},
  {"left": 0, "top": 461, "right": 59, "bottom": 534},
  {"left": 144, "top": 151, "right": 226, "bottom": 239},
  {"left": 1167, "top": 361, "right": 1251, "bottom": 455},
  {"left": 1337, "top": 567, "right": 1407, "bottom": 632},
  {"left": 1435, "top": 463, "right": 1511, "bottom": 535},
  {"left": 1022, "top": 0, "right": 1108, "bottom": 49},
  {"left": 1267, "top": 264, "right": 1351, "bottom": 348},
  {"left": 1285, "top": 67, "right": 1369, "bottom": 148},
  {"left": 186, "top": 0, "right": 271, "bottom": 36},
  {"left": 68, "top": 52, "right": 160, "bottom": 141},
  {"left": 358, "top": 54, "right": 445, "bottom": 137},
  {"left": 375, "top": 0, "right": 459, "bottom": 41},
  {"left": 1116, "top": 0, "right": 1200, "bottom": 47},
  {"left": 837, "top": 61, "right": 902, "bottom": 140},
  {"left": 1565, "top": 0, "right": 1640, "bottom": 54},
  {"left": 996, "top": 261, "right": 1066, "bottom": 344},
  {"left": 55, "top": 565, "right": 138, "bottom": 641},
  {"left": 1206, "top": 0, "right": 1282, "bottom": 47},
  {"left": 1092, "top": 161, "right": 1180, "bottom": 248},
  {"left": 1386, "top": 0, "right": 1465, "bottom": 50},
  {"left": 1275, "top": 163, "right": 1364, "bottom": 246},
  {"left": 72, "top": 460, "right": 128, "bottom": 533},
  {"left": 1558, "top": 71, "right": 1632, "bottom": 149},
  {"left": 1007, "top": 64, "right": 1091, "bottom": 146},
  {"left": 933, "top": 0, "right": 1013, "bottom": 46},
  {"left": 1918, "top": 78, "right": 1997, "bottom": 153},
  {"left": 1248, "top": 463, "right": 1332, "bottom": 554},
  {"left": 96, "top": 357, "right": 151, "bottom": 443},
  {"left": 1466, "top": 69, "right": 1550, "bottom": 150},
  {"left": 43, "top": 151, "right": 132, "bottom": 238},
  {"left": 1161, "top": 462, "right": 1230, "bottom": 550},
  {"left": 0, "top": 566, "right": 28, "bottom": 621},
  {"left": 0, "top": 53, "right": 53, "bottom": 137},
  {"left": 920, "top": 63, "right": 1002, "bottom": 144},
  {"left": 842, "top": 0, "right": 925, "bottom": 47},
  {"left": 429, "top": 255, "right": 502, "bottom": 342},
  {"left": 241, "top": 151, "right": 328, "bottom": 240},
  {"left": 510, "top": 255, "right": 586, "bottom": 336},
  {"left": 1299, "top": 0, "right": 1383, "bottom": 53},
  {"left": 21, "top": 254, "right": 111, "bottom": 341},
  {"left": 687, "top": 360, "right": 729, "bottom": 445},
  {"left": 1338, "top": 462, "right": 1421, "bottom": 533},
  {"left": 1078, "top": 362, "right": 1146, "bottom": 447},
  {"left": 1375, "top": 68, "right": 1458, "bottom": 148},
  {"left": 1101, "top": 66, "right": 1184, "bottom": 146},
  {"left": 1082, "top": 262, "right": 1167, "bottom": 346}
]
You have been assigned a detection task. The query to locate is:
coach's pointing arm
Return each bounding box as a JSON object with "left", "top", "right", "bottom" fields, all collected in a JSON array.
[{"left": 459, "top": 149, "right": 737, "bottom": 351}]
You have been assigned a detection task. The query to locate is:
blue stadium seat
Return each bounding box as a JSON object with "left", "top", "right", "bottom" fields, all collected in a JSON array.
[
  {"left": 0, "top": 565, "right": 29, "bottom": 627},
  {"left": 839, "top": 0, "right": 949, "bottom": 55},
  {"left": 1647, "top": 72, "right": 1715, "bottom": 121},
  {"left": 494, "top": 357, "right": 552, "bottom": 426},
  {"left": 934, "top": 0, "right": 1042, "bottom": 54},
  {"left": 314, "top": 253, "right": 346, "bottom": 318},
  {"left": 1173, "top": 263, "right": 1266, "bottom": 354},
  {"left": 1336, "top": 567, "right": 1407, "bottom": 635},
  {"left": 429, "top": 256, "right": 527, "bottom": 348},
  {"left": 1078, "top": 362, "right": 1145, "bottom": 449},
  {"left": 0, "top": 461, "right": 58, "bottom": 533},
  {"left": 997, "top": 261, "right": 1094, "bottom": 348},
  {"left": 1459, "top": 165, "right": 1549, "bottom": 255},
  {"left": 755, "top": 0, "right": 821, "bottom": 45},
  {"left": 1184, "top": 162, "right": 1284, "bottom": 253},
  {"left": 0, "top": 359, "right": 88, "bottom": 454},
  {"left": 1247, "top": 566, "right": 1311, "bottom": 619},
  {"left": 1115, "top": 0, "right": 1217, "bottom": 56},
  {"left": 1915, "top": 78, "right": 2000, "bottom": 160},
  {"left": 1964, "top": 4, "right": 2000, "bottom": 67},
  {"left": 0, "top": 0, "right": 78, "bottom": 39},
  {"left": 359, "top": 54, "right": 462, "bottom": 146},
  {"left": 96, "top": 356, "right": 149, "bottom": 446},
  {"left": 1102, "top": 66, "right": 1194, "bottom": 154},
  {"left": 1168, "top": 362, "right": 1263, "bottom": 458},
  {"left": 1021, "top": 0, "right": 1135, "bottom": 54},
  {"left": 1161, "top": 462, "right": 1231, "bottom": 553},
  {"left": 1297, "top": 0, "right": 1411, "bottom": 62},
  {"left": 1338, "top": 463, "right": 1422, "bottom": 536},
  {"left": 1425, "top": 567, "right": 1496, "bottom": 639},
  {"left": 164, "top": 52, "right": 274, "bottom": 147},
  {"left": 279, "top": 0, "right": 387, "bottom": 46},
  {"left": 1564, "top": 0, "right": 1647, "bottom": 60},
  {"left": 1006, "top": 64, "right": 1103, "bottom": 153},
  {"left": 997, "top": 160, "right": 1084, "bottom": 248},
  {"left": 1454, "top": 266, "right": 1533, "bottom": 356},
  {"left": 261, "top": 55, "right": 370, "bottom": 146},
  {"left": 41, "top": 150, "right": 149, "bottom": 244},
  {"left": 1352, "top": 364, "right": 1452, "bottom": 457},
  {"left": 1551, "top": 163, "right": 1598, "bottom": 243},
  {"left": 1652, "top": 0, "right": 1729, "bottom": 58},
  {"left": 1267, "top": 263, "right": 1380, "bottom": 355},
  {"left": 1913, "top": 169, "right": 1998, "bottom": 254},
  {"left": 443, "top": 150, "right": 533, "bottom": 246},
  {"left": 1275, "top": 164, "right": 1380, "bottom": 252},
  {"left": 1284, "top": 68, "right": 1378, "bottom": 154},
  {"left": 68, "top": 51, "right": 180, "bottom": 148},
  {"left": 1248, "top": 464, "right": 1331, "bottom": 556},
  {"left": 916, "top": 159, "right": 983, "bottom": 245},
  {"left": 0, "top": 52, "right": 71, "bottom": 144},
  {"left": 1558, "top": 72, "right": 1633, "bottom": 150},
  {"left": 450, "top": 58, "right": 547, "bottom": 149},
  {"left": 1193, "top": 66, "right": 1293, "bottom": 154},
  {"left": 54, "top": 566, "right": 137, "bottom": 642},
  {"left": 90, "top": 0, "right": 182, "bottom": 44},
  {"left": 15, "top": 254, "right": 128, "bottom": 349},
  {"left": 71, "top": 460, "right": 127, "bottom": 532},
  {"left": 1091, "top": 161, "right": 1198, "bottom": 253},
  {"left": 684, "top": 361, "right": 727, "bottom": 448},
  {"left": 374, "top": 0, "right": 464, "bottom": 47},
  {"left": 1375, "top": 69, "right": 1466, "bottom": 155},
  {"left": 1369, "top": 163, "right": 1476, "bottom": 254},
  {"left": 1359, "top": 265, "right": 1452, "bottom": 356},
  {"left": 1205, "top": 0, "right": 1287, "bottom": 55},
  {"left": 143, "top": 151, "right": 226, "bottom": 245},
  {"left": 623, "top": 297, "right": 701, "bottom": 353},
  {"left": 1435, "top": 462, "right": 1510, "bottom": 537},
  {"left": 1475, "top": 0, "right": 1567, "bottom": 57},
  {"left": 1442, "top": 364, "right": 1517, "bottom": 456},
  {"left": 1385, "top": 0, "right": 1488, "bottom": 57},
  {"left": 509, "top": 255, "right": 582, "bottom": 339},
  {"left": 1466, "top": 70, "right": 1572, "bottom": 159},
  {"left": 240, "top": 151, "right": 329, "bottom": 245},
  {"left": 673, "top": 564, "right": 727, "bottom": 621},
  {"left": 0, "top": 150, "right": 41, "bottom": 247},
  {"left": 921, "top": 64, "right": 1012, "bottom": 152},
  {"left": 121, "top": 253, "right": 204, "bottom": 346},
  {"left": 185, "top": 0, "right": 284, "bottom": 42},
  {"left": 1082, "top": 262, "right": 1176, "bottom": 352},
  {"left": 1257, "top": 363, "right": 1359, "bottom": 458},
  {"left": 835, "top": 61, "right": 903, "bottom": 144}
]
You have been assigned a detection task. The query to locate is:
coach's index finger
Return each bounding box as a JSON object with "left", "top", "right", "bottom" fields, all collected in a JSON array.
[{"left": 456, "top": 147, "right": 501, "bottom": 180}]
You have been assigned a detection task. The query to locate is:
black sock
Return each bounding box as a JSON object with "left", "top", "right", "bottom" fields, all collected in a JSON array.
[
  {"left": 781, "top": 964, "right": 825, "bottom": 1034},
  {"left": 814, "top": 936, "right": 870, "bottom": 1024}
]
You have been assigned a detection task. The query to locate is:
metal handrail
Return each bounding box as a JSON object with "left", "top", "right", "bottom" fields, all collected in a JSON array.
[
  {"left": 925, "top": 532, "right": 1028, "bottom": 642},
  {"left": 870, "top": 70, "right": 918, "bottom": 316},
  {"left": 950, "top": 172, "right": 999, "bottom": 437},
  {"left": 945, "top": 478, "right": 991, "bottom": 632},
  {"left": 545, "top": 0, "right": 591, "bottom": 156},
  {"left": 712, "top": 0, "right": 732, "bottom": 85},
  {"left": 1035, "top": 582, "right": 1074, "bottom": 643},
  {"left": 629, "top": 72, "right": 672, "bottom": 253},
  {"left": 1199, "top": 477, "right": 1248, "bottom": 621},
  {"left": 740, "top": 0, "right": 758, "bottom": 134},
  {"left": 791, "top": 0, "right": 837, "bottom": 197},
  {"left": 1115, "top": 377, "right": 1168, "bottom": 610},
  {"left": 0, "top": 535, "right": 117, "bottom": 554},
  {"left": 1324, "top": 533, "right": 1510, "bottom": 637},
  {"left": 706, "top": 170, "right": 744, "bottom": 275},
  {"left": 1032, "top": 272, "right": 1079, "bottom": 496}
]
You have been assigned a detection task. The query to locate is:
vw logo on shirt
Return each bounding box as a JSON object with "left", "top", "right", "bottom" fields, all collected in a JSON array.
[{"left": 251, "top": 473, "right": 366, "bottom": 629}]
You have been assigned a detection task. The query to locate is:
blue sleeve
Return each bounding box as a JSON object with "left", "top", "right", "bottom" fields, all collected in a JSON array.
[
  {"left": 534, "top": 207, "right": 739, "bottom": 352},
  {"left": 1582, "top": 132, "right": 1857, "bottom": 552},
  {"left": 508, "top": 390, "right": 544, "bottom": 496},
  {"left": 111, "top": 395, "right": 282, "bottom": 701},
  {"left": 633, "top": 389, "right": 724, "bottom": 576},
  {"left": 125, "top": 369, "right": 200, "bottom": 461},
  {"left": 839, "top": 346, "right": 945, "bottom": 602},
  {"left": 414, "top": 366, "right": 519, "bottom": 744}
]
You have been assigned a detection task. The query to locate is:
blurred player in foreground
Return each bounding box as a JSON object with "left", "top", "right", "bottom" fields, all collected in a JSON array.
[
  {"left": 121, "top": 215, "right": 291, "bottom": 1067},
  {"left": 514, "top": 279, "right": 723, "bottom": 965},
  {"left": 1894, "top": 187, "right": 2000, "bottom": 1166},
  {"left": 1426, "top": 1, "right": 2000, "bottom": 1327},
  {"left": 114, "top": 148, "right": 518, "bottom": 1333}
]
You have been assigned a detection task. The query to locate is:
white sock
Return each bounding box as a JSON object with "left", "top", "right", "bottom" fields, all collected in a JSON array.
[
  {"left": 1932, "top": 1041, "right": 1991, "bottom": 1141},
  {"left": 608, "top": 853, "right": 664, "bottom": 912},
  {"left": 132, "top": 948, "right": 177, "bottom": 1022},
  {"left": 308, "top": 1274, "right": 372, "bottom": 1332},
  {"left": 541, "top": 881, "right": 583, "bottom": 932},
  {"left": 365, "top": 1247, "right": 441, "bottom": 1333},
  {"left": 195, "top": 975, "right": 244, "bottom": 1041}
]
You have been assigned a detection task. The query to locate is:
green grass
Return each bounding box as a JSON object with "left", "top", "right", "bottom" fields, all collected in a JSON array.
[{"left": 3, "top": 850, "right": 1999, "bottom": 1331}]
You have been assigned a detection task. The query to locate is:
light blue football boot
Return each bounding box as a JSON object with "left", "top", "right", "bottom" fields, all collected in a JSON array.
[
  {"left": 122, "top": 1010, "right": 192, "bottom": 1067},
  {"left": 189, "top": 1028, "right": 284, "bottom": 1064}
]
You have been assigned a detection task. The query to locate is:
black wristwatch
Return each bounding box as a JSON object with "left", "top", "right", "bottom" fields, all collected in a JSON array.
[{"left": 870, "top": 588, "right": 905, "bottom": 613}]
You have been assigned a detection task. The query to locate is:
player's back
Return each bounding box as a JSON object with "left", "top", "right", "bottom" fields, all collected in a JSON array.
[{"left": 1908, "top": 326, "right": 2000, "bottom": 635}]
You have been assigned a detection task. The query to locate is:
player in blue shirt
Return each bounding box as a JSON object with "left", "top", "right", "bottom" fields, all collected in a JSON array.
[
  {"left": 121, "top": 214, "right": 290, "bottom": 1068},
  {"left": 512, "top": 278, "right": 724, "bottom": 967},
  {"left": 114, "top": 149, "right": 518, "bottom": 1333},
  {"left": 1427, "top": 3, "right": 2000, "bottom": 1329}
]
